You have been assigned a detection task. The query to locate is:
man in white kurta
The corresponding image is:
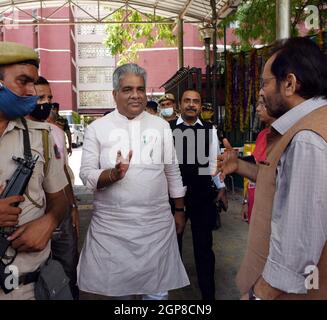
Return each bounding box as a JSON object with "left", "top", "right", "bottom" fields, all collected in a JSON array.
[{"left": 78, "top": 63, "right": 189, "bottom": 298}]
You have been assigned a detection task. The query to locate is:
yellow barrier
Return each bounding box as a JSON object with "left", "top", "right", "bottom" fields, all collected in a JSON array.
[{"left": 243, "top": 142, "right": 256, "bottom": 197}]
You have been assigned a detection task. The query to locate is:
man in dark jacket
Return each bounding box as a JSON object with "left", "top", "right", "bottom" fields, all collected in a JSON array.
[{"left": 169, "top": 89, "right": 228, "bottom": 300}]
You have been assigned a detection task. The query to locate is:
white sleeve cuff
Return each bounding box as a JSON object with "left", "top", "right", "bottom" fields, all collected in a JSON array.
[
  {"left": 80, "top": 168, "right": 105, "bottom": 191},
  {"left": 262, "top": 257, "right": 307, "bottom": 294},
  {"left": 169, "top": 185, "right": 187, "bottom": 199},
  {"left": 212, "top": 173, "right": 225, "bottom": 189}
]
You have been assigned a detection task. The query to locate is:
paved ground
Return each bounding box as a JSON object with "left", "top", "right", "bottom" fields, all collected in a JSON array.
[{"left": 74, "top": 186, "right": 248, "bottom": 300}]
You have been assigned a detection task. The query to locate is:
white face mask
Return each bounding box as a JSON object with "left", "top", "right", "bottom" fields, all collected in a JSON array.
[{"left": 160, "top": 107, "right": 174, "bottom": 117}]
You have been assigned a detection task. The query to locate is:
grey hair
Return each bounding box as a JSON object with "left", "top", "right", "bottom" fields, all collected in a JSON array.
[{"left": 112, "top": 63, "right": 147, "bottom": 91}]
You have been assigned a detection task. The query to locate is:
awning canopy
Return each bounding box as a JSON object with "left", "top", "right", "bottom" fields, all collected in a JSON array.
[{"left": 0, "top": 0, "right": 241, "bottom": 25}]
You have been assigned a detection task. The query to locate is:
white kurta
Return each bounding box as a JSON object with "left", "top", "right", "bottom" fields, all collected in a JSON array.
[{"left": 78, "top": 110, "right": 189, "bottom": 296}]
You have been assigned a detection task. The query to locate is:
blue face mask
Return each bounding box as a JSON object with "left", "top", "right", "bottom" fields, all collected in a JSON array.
[
  {"left": 160, "top": 107, "right": 174, "bottom": 118},
  {"left": 0, "top": 83, "right": 38, "bottom": 119}
]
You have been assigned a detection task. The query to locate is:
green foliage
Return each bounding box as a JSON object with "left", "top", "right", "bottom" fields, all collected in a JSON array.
[
  {"left": 104, "top": 9, "right": 176, "bottom": 65},
  {"left": 83, "top": 116, "right": 96, "bottom": 125},
  {"left": 72, "top": 111, "right": 81, "bottom": 124},
  {"left": 220, "top": 0, "right": 326, "bottom": 51}
]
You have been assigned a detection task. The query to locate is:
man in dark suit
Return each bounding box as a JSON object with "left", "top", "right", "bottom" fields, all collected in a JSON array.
[{"left": 169, "top": 89, "right": 228, "bottom": 300}]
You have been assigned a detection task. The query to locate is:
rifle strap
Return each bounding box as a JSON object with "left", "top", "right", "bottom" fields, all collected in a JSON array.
[
  {"left": 20, "top": 118, "right": 44, "bottom": 208},
  {"left": 20, "top": 117, "right": 33, "bottom": 161},
  {"left": 24, "top": 190, "right": 44, "bottom": 208},
  {"left": 41, "top": 129, "right": 50, "bottom": 177}
]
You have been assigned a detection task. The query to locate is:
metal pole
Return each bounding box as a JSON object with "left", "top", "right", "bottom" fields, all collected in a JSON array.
[
  {"left": 224, "top": 25, "right": 227, "bottom": 71},
  {"left": 196, "top": 68, "right": 202, "bottom": 93},
  {"left": 276, "top": 0, "right": 291, "bottom": 40},
  {"left": 210, "top": 0, "right": 218, "bottom": 125},
  {"left": 211, "top": 14, "right": 218, "bottom": 69},
  {"left": 204, "top": 36, "right": 211, "bottom": 102},
  {"left": 221, "top": 24, "right": 227, "bottom": 129},
  {"left": 177, "top": 18, "right": 184, "bottom": 69}
]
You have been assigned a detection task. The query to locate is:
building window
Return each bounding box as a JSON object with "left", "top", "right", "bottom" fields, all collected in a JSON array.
[
  {"left": 79, "top": 66, "right": 113, "bottom": 84},
  {"left": 79, "top": 90, "right": 112, "bottom": 108},
  {"left": 77, "top": 24, "right": 106, "bottom": 35},
  {"left": 78, "top": 43, "right": 110, "bottom": 59}
]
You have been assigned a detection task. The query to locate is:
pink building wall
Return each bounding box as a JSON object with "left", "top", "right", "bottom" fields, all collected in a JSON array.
[{"left": 1, "top": 7, "right": 76, "bottom": 112}]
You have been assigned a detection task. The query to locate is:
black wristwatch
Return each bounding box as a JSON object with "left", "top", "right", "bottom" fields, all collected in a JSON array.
[{"left": 175, "top": 207, "right": 185, "bottom": 213}]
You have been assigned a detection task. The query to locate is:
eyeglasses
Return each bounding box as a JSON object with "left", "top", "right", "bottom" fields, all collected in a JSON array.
[{"left": 260, "top": 76, "right": 275, "bottom": 89}]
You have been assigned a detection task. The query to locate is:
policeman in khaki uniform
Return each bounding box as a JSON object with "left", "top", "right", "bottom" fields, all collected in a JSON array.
[
  {"left": 158, "top": 93, "right": 178, "bottom": 122},
  {"left": 0, "top": 42, "right": 68, "bottom": 299},
  {"left": 29, "top": 76, "right": 80, "bottom": 299}
]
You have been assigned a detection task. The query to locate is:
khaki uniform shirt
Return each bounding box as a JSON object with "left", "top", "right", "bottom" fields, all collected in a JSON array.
[{"left": 0, "top": 118, "right": 68, "bottom": 275}]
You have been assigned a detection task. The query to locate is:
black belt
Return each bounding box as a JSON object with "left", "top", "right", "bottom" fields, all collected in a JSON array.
[{"left": 19, "top": 270, "right": 40, "bottom": 286}]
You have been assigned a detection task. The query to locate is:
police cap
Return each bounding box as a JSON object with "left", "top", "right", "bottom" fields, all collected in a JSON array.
[
  {"left": 0, "top": 41, "right": 39, "bottom": 68},
  {"left": 158, "top": 93, "right": 175, "bottom": 104},
  {"left": 202, "top": 103, "right": 214, "bottom": 111}
]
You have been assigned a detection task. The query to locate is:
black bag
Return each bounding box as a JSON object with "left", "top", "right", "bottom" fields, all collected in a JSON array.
[{"left": 34, "top": 258, "right": 73, "bottom": 300}]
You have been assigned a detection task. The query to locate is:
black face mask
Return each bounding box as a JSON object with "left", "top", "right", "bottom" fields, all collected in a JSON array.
[{"left": 30, "top": 103, "right": 53, "bottom": 121}]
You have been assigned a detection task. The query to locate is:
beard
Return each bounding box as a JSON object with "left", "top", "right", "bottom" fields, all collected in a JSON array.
[{"left": 263, "top": 92, "right": 289, "bottom": 119}]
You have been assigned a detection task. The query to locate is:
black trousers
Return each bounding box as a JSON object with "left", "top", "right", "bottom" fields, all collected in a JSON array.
[
  {"left": 51, "top": 209, "right": 79, "bottom": 300},
  {"left": 176, "top": 199, "right": 216, "bottom": 300}
]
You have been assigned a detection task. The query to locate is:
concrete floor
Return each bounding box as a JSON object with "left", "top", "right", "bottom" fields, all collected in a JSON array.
[{"left": 75, "top": 187, "right": 248, "bottom": 300}]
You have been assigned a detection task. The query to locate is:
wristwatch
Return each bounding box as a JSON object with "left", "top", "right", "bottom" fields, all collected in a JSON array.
[
  {"left": 242, "top": 199, "right": 248, "bottom": 205},
  {"left": 71, "top": 203, "right": 78, "bottom": 208},
  {"left": 175, "top": 207, "right": 185, "bottom": 213}
]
